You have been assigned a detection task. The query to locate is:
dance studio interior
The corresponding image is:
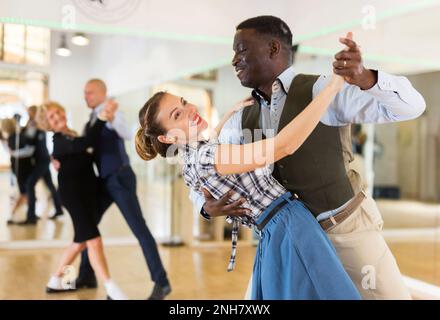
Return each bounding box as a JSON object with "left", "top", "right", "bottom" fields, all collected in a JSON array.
[{"left": 1, "top": 0, "right": 440, "bottom": 302}]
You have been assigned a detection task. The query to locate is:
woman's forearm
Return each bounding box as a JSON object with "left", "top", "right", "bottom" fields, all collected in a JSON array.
[
  {"left": 214, "top": 80, "right": 342, "bottom": 175},
  {"left": 273, "top": 83, "right": 341, "bottom": 159},
  {"left": 10, "top": 145, "right": 36, "bottom": 159}
]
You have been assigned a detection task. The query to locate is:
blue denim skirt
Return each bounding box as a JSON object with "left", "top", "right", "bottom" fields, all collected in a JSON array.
[{"left": 251, "top": 192, "right": 361, "bottom": 300}]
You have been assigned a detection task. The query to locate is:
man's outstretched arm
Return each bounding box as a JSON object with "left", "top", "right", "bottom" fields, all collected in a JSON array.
[{"left": 317, "top": 32, "right": 425, "bottom": 125}]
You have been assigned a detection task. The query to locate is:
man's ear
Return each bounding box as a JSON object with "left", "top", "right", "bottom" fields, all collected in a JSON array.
[
  {"left": 158, "top": 134, "right": 176, "bottom": 145},
  {"left": 269, "top": 40, "right": 282, "bottom": 58}
]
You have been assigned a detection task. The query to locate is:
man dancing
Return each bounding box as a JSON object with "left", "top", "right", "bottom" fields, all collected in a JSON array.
[{"left": 191, "top": 16, "right": 425, "bottom": 299}]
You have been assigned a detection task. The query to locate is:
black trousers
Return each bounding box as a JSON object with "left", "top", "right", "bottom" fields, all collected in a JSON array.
[
  {"left": 78, "top": 165, "right": 169, "bottom": 287},
  {"left": 26, "top": 162, "right": 63, "bottom": 220}
]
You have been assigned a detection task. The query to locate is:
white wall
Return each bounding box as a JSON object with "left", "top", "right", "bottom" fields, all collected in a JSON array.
[
  {"left": 371, "top": 71, "right": 440, "bottom": 201},
  {"left": 89, "top": 34, "right": 231, "bottom": 96},
  {"left": 406, "top": 71, "right": 440, "bottom": 201},
  {"left": 214, "top": 66, "right": 253, "bottom": 115},
  {"left": 172, "top": 65, "right": 252, "bottom": 116},
  {"left": 49, "top": 32, "right": 96, "bottom": 131},
  {"left": 373, "top": 124, "right": 399, "bottom": 186}
]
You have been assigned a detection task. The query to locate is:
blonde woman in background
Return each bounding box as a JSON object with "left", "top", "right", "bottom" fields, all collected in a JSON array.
[{"left": 37, "top": 102, "right": 127, "bottom": 300}]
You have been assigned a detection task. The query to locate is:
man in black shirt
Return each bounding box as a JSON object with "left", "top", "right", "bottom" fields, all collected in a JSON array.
[{"left": 16, "top": 107, "right": 63, "bottom": 225}]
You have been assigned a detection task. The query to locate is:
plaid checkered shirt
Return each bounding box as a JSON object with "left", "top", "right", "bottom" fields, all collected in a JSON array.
[{"left": 181, "top": 140, "right": 286, "bottom": 271}]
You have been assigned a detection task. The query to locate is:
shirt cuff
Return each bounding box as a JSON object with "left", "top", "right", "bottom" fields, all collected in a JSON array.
[
  {"left": 97, "top": 113, "right": 108, "bottom": 122},
  {"left": 365, "top": 70, "right": 397, "bottom": 93},
  {"left": 200, "top": 207, "right": 211, "bottom": 220},
  {"left": 364, "top": 70, "right": 417, "bottom": 106}
]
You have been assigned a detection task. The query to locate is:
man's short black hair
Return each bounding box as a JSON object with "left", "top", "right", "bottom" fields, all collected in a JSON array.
[{"left": 236, "top": 15, "right": 293, "bottom": 48}]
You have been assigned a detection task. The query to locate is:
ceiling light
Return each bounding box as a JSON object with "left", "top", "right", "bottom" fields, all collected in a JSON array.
[
  {"left": 56, "top": 34, "right": 71, "bottom": 57},
  {"left": 71, "top": 33, "right": 90, "bottom": 46}
]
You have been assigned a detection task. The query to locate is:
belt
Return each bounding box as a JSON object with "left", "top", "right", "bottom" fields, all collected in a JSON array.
[
  {"left": 319, "top": 191, "right": 367, "bottom": 231},
  {"left": 228, "top": 193, "right": 295, "bottom": 272},
  {"left": 256, "top": 194, "right": 296, "bottom": 231}
]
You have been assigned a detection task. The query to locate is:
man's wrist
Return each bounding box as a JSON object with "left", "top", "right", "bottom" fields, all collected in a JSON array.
[
  {"left": 358, "top": 69, "right": 378, "bottom": 90},
  {"left": 97, "top": 112, "right": 107, "bottom": 121},
  {"left": 200, "top": 206, "right": 211, "bottom": 220}
]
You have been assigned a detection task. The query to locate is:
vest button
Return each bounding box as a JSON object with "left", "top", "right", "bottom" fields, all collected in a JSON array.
[
  {"left": 279, "top": 164, "right": 284, "bottom": 169},
  {"left": 282, "top": 179, "right": 288, "bottom": 184}
]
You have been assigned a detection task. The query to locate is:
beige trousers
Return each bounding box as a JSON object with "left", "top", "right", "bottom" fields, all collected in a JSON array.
[{"left": 244, "top": 195, "right": 411, "bottom": 300}]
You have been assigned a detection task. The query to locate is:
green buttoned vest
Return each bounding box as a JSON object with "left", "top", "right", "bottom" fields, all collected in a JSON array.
[{"left": 241, "top": 74, "right": 362, "bottom": 216}]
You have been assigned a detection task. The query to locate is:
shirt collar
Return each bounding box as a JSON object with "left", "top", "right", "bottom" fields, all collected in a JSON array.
[
  {"left": 180, "top": 140, "right": 207, "bottom": 160},
  {"left": 251, "top": 66, "right": 295, "bottom": 105},
  {"left": 251, "top": 90, "right": 266, "bottom": 105},
  {"left": 277, "top": 65, "right": 295, "bottom": 94}
]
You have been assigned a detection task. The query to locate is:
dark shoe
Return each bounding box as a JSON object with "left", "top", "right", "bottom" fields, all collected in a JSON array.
[
  {"left": 7, "top": 220, "right": 15, "bottom": 225},
  {"left": 107, "top": 295, "right": 112, "bottom": 300},
  {"left": 46, "top": 286, "right": 77, "bottom": 294},
  {"left": 16, "top": 219, "right": 37, "bottom": 226},
  {"left": 75, "top": 276, "right": 98, "bottom": 289},
  {"left": 147, "top": 283, "right": 171, "bottom": 300}
]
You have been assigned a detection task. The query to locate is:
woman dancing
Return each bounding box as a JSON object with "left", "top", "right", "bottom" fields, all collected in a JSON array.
[
  {"left": 135, "top": 73, "right": 361, "bottom": 300},
  {"left": 37, "top": 102, "right": 127, "bottom": 300}
]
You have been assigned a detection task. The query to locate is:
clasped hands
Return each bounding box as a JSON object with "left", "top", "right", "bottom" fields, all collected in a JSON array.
[{"left": 98, "top": 99, "right": 118, "bottom": 122}]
